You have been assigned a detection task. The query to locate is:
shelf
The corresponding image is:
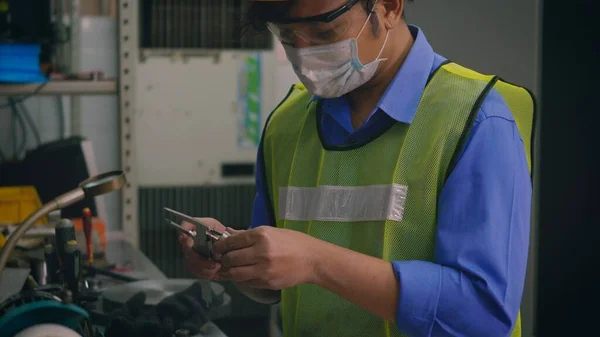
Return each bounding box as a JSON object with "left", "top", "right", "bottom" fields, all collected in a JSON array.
[{"left": 0, "top": 80, "right": 118, "bottom": 96}]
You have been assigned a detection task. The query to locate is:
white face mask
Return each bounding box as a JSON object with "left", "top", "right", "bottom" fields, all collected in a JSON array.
[{"left": 283, "top": 9, "right": 390, "bottom": 98}]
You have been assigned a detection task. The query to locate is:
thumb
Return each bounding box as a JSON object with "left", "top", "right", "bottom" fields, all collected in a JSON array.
[{"left": 225, "top": 227, "right": 244, "bottom": 235}]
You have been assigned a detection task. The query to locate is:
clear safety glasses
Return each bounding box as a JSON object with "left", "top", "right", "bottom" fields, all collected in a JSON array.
[{"left": 267, "top": 0, "right": 360, "bottom": 46}]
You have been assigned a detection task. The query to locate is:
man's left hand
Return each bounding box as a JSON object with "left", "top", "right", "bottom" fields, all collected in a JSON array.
[{"left": 213, "top": 226, "right": 319, "bottom": 290}]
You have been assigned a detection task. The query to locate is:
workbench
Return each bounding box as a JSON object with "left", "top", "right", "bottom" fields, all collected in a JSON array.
[{"left": 0, "top": 234, "right": 232, "bottom": 337}]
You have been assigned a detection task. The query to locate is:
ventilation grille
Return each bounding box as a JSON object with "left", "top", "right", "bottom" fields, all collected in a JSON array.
[
  {"left": 138, "top": 184, "right": 271, "bottom": 318},
  {"left": 140, "top": 0, "right": 273, "bottom": 50}
]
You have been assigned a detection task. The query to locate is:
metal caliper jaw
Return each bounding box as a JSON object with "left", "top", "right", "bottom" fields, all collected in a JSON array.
[{"left": 195, "top": 231, "right": 229, "bottom": 308}]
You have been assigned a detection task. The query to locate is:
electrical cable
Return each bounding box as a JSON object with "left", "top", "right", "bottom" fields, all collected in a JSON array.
[
  {"left": 15, "top": 106, "right": 28, "bottom": 158},
  {"left": 0, "top": 70, "right": 53, "bottom": 161},
  {"left": 11, "top": 101, "right": 17, "bottom": 157},
  {"left": 18, "top": 101, "right": 42, "bottom": 146},
  {"left": 57, "top": 96, "right": 65, "bottom": 139},
  {"left": 9, "top": 98, "right": 28, "bottom": 159}
]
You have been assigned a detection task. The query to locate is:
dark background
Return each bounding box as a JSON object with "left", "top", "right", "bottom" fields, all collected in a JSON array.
[{"left": 537, "top": 0, "right": 599, "bottom": 336}]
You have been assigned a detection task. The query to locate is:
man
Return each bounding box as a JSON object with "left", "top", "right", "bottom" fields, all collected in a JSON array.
[{"left": 179, "top": 0, "right": 535, "bottom": 336}]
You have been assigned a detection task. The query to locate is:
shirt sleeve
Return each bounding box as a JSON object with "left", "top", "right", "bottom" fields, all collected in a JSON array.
[
  {"left": 249, "top": 137, "right": 275, "bottom": 229},
  {"left": 393, "top": 101, "right": 532, "bottom": 336}
]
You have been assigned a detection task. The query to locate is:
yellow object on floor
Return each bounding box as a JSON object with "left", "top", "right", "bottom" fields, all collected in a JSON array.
[
  {"left": 0, "top": 186, "right": 47, "bottom": 225},
  {"left": 0, "top": 232, "right": 6, "bottom": 248}
]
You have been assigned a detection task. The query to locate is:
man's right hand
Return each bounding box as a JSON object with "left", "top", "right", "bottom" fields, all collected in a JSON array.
[
  {"left": 178, "top": 218, "right": 226, "bottom": 280},
  {"left": 178, "top": 219, "right": 281, "bottom": 304}
]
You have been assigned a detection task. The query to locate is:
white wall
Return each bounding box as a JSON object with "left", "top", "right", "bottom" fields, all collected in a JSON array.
[
  {"left": 405, "top": 0, "right": 540, "bottom": 92},
  {"left": 0, "top": 97, "right": 68, "bottom": 157},
  {"left": 77, "top": 17, "right": 120, "bottom": 232}
]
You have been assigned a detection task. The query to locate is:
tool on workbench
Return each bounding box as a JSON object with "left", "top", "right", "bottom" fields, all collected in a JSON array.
[
  {"left": 55, "top": 218, "right": 76, "bottom": 266},
  {"left": 43, "top": 240, "right": 59, "bottom": 284},
  {"left": 62, "top": 240, "right": 81, "bottom": 297},
  {"left": 164, "top": 207, "right": 231, "bottom": 308},
  {"left": 82, "top": 207, "right": 94, "bottom": 264}
]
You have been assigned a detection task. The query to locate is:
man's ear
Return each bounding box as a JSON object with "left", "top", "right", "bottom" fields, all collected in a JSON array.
[{"left": 379, "top": 0, "right": 404, "bottom": 29}]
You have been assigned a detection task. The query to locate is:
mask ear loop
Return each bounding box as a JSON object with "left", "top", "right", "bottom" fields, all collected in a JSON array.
[
  {"left": 355, "top": 1, "right": 389, "bottom": 61},
  {"left": 375, "top": 29, "right": 390, "bottom": 61},
  {"left": 355, "top": 1, "right": 378, "bottom": 39}
]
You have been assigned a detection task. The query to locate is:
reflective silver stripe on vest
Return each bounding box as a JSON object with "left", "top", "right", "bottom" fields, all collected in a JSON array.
[{"left": 278, "top": 184, "right": 408, "bottom": 222}]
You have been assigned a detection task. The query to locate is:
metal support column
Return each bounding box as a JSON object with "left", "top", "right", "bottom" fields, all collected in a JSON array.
[
  {"left": 118, "top": 0, "right": 139, "bottom": 247},
  {"left": 69, "top": 0, "right": 83, "bottom": 135}
]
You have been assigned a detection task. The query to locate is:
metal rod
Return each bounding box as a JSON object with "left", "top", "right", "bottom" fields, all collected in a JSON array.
[
  {"left": 0, "top": 81, "right": 118, "bottom": 96},
  {"left": 163, "top": 207, "right": 214, "bottom": 232},
  {"left": 0, "top": 203, "right": 58, "bottom": 277},
  {"left": 165, "top": 219, "right": 197, "bottom": 238}
]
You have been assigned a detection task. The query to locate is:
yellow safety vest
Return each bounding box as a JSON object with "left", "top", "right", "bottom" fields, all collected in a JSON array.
[{"left": 262, "top": 62, "right": 535, "bottom": 337}]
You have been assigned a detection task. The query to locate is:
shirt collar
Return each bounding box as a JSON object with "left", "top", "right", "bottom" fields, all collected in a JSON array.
[{"left": 307, "top": 25, "right": 436, "bottom": 125}]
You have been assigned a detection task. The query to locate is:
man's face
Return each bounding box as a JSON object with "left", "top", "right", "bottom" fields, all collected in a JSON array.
[{"left": 272, "top": 0, "right": 388, "bottom": 64}]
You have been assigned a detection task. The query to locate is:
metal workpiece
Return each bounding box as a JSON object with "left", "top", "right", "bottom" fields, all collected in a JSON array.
[
  {"left": 164, "top": 218, "right": 211, "bottom": 259},
  {"left": 163, "top": 208, "right": 230, "bottom": 261},
  {"left": 163, "top": 207, "right": 230, "bottom": 242}
]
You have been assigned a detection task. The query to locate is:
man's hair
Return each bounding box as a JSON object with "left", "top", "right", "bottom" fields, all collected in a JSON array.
[{"left": 245, "top": 0, "right": 414, "bottom": 33}]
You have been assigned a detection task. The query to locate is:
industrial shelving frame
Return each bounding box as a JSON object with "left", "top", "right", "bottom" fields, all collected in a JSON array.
[
  {"left": 0, "top": 0, "right": 118, "bottom": 136},
  {"left": 117, "top": 0, "right": 138, "bottom": 247}
]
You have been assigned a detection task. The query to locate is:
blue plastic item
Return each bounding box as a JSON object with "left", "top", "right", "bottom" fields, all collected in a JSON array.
[
  {"left": 0, "top": 300, "right": 89, "bottom": 337},
  {"left": 0, "top": 43, "right": 48, "bottom": 83}
]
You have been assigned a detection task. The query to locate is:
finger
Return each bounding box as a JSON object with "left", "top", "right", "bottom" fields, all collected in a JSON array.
[
  {"left": 182, "top": 217, "right": 227, "bottom": 234},
  {"left": 226, "top": 227, "right": 244, "bottom": 234},
  {"left": 178, "top": 233, "right": 193, "bottom": 248},
  {"left": 183, "top": 244, "right": 220, "bottom": 270},
  {"left": 212, "top": 231, "right": 254, "bottom": 255},
  {"left": 211, "top": 266, "right": 230, "bottom": 281},
  {"left": 211, "top": 272, "right": 229, "bottom": 281},
  {"left": 218, "top": 265, "right": 259, "bottom": 283},
  {"left": 199, "top": 218, "right": 227, "bottom": 233},
  {"left": 185, "top": 256, "right": 221, "bottom": 279},
  {"left": 186, "top": 262, "right": 219, "bottom": 280},
  {"left": 211, "top": 227, "right": 245, "bottom": 259},
  {"left": 211, "top": 251, "right": 223, "bottom": 261},
  {"left": 180, "top": 220, "right": 197, "bottom": 232},
  {"left": 220, "top": 247, "right": 257, "bottom": 268}
]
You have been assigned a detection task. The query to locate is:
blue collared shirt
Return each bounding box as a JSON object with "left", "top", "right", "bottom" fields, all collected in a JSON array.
[{"left": 250, "top": 25, "right": 531, "bottom": 337}]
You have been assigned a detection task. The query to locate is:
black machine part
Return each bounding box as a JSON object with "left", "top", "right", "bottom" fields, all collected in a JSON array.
[
  {"left": 0, "top": 268, "right": 30, "bottom": 303},
  {"left": 55, "top": 219, "right": 76, "bottom": 259},
  {"left": 22, "top": 137, "right": 100, "bottom": 219},
  {"left": 0, "top": 0, "right": 54, "bottom": 44},
  {"left": 63, "top": 240, "right": 82, "bottom": 297},
  {"left": 0, "top": 286, "right": 64, "bottom": 317},
  {"left": 101, "top": 279, "right": 230, "bottom": 318},
  {"left": 101, "top": 280, "right": 232, "bottom": 337}
]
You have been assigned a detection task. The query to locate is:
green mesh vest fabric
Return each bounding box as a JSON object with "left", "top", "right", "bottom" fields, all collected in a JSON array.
[{"left": 262, "top": 62, "right": 535, "bottom": 337}]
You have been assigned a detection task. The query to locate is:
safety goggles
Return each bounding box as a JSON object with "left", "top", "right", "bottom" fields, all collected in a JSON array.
[{"left": 267, "top": 0, "right": 361, "bottom": 46}]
